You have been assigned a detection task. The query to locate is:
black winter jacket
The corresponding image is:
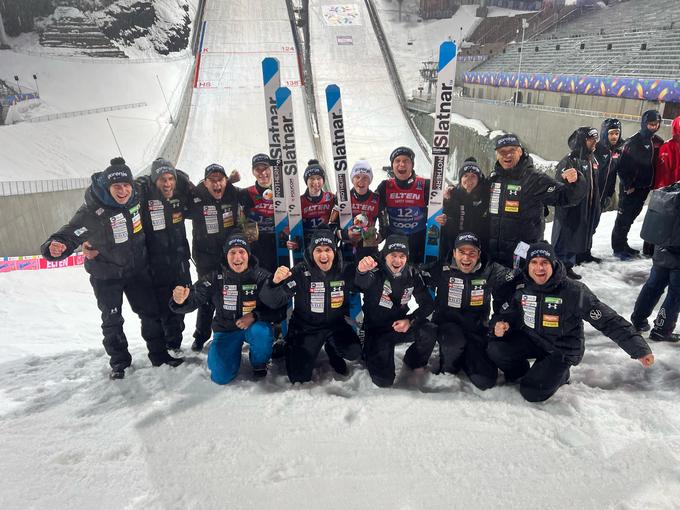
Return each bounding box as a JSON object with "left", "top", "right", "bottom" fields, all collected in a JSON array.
[
  {"left": 442, "top": 180, "right": 491, "bottom": 254},
  {"left": 188, "top": 180, "right": 241, "bottom": 274},
  {"left": 491, "top": 262, "right": 652, "bottom": 365},
  {"left": 594, "top": 118, "right": 624, "bottom": 207},
  {"left": 552, "top": 128, "right": 601, "bottom": 256},
  {"left": 136, "top": 171, "right": 192, "bottom": 284},
  {"left": 355, "top": 260, "right": 433, "bottom": 331},
  {"left": 260, "top": 252, "right": 353, "bottom": 332},
  {"left": 40, "top": 173, "right": 148, "bottom": 280},
  {"left": 487, "top": 154, "right": 587, "bottom": 267},
  {"left": 617, "top": 114, "right": 664, "bottom": 190},
  {"left": 421, "top": 256, "right": 517, "bottom": 332},
  {"left": 652, "top": 245, "right": 680, "bottom": 270},
  {"left": 169, "top": 258, "right": 284, "bottom": 333}
]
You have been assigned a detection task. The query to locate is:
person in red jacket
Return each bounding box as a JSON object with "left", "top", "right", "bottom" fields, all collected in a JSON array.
[{"left": 655, "top": 116, "right": 680, "bottom": 189}]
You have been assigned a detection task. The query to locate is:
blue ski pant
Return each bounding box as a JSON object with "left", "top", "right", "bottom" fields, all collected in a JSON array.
[{"left": 207, "top": 321, "right": 274, "bottom": 384}]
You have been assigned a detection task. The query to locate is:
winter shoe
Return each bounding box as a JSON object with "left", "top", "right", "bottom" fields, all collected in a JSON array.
[
  {"left": 649, "top": 329, "right": 680, "bottom": 343},
  {"left": 631, "top": 319, "right": 651, "bottom": 333},
  {"left": 624, "top": 246, "right": 641, "bottom": 256},
  {"left": 252, "top": 364, "right": 268, "bottom": 379},
  {"left": 565, "top": 266, "right": 582, "bottom": 280},
  {"left": 271, "top": 340, "right": 286, "bottom": 359},
  {"left": 191, "top": 338, "right": 206, "bottom": 352},
  {"left": 328, "top": 354, "right": 348, "bottom": 376},
  {"left": 614, "top": 250, "right": 635, "bottom": 261},
  {"left": 578, "top": 252, "right": 602, "bottom": 264},
  {"left": 109, "top": 368, "right": 125, "bottom": 380},
  {"left": 150, "top": 351, "right": 185, "bottom": 367}
]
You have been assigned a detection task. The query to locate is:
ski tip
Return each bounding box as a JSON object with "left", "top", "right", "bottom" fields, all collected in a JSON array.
[
  {"left": 275, "top": 87, "right": 292, "bottom": 108},
  {"left": 325, "top": 84, "right": 341, "bottom": 111},
  {"left": 262, "top": 58, "right": 280, "bottom": 84},
  {"left": 438, "top": 41, "right": 457, "bottom": 71}
]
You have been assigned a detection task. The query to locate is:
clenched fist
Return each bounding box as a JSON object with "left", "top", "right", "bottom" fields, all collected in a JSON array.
[
  {"left": 357, "top": 256, "right": 378, "bottom": 273},
  {"left": 639, "top": 353, "right": 655, "bottom": 368},
  {"left": 272, "top": 266, "right": 292, "bottom": 284},
  {"left": 494, "top": 321, "right": 510, "bottom": 337},
  {"left": 561, "top": 168, "right": 578, "bottom": 183},
  {"left": 392, "top": 319, "right": 411, "bottom": 333},
  {"left": 172, "top": 285, "right": 190, "bottom": 304},
  {"left": 228, "top": 169, "right": 241, "bottom": 184},
  {"left": 82, "top": 241, "right": 99, "bottom": 260},
  {"left": 48, "top": 240, "right": 67, "bottom": 258}
]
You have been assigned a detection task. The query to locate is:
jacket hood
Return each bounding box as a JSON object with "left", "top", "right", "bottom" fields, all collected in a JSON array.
[
  {"left": 523, "top": 258, "right": 566, "bottom": 292},
  {"left": 673, "top": 116, "right": 680, "bottom": 140},
  {"left": 599, "top": 118, "right": 623, "bottom": 150},
  {"left": 88, "top": 171, "right": 136, "bottom": 209},
  {"left": 568, "top": 127, "right": 597, "bottom": 159},
  {"left": 640, "top": 110, "right": 662, "bottom": 139}
]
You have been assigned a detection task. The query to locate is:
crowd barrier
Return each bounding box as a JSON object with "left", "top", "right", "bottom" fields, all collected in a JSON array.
[{"left": 0, "top": 253, "right": 84, "bottom": 273}]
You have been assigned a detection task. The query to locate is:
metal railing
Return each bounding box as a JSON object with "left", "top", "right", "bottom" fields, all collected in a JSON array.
[
  {"left": 10, "top": 46, "right": 193, "bottom": 64},
  {"left": 26, "top": 102, "right": 147, "bottom": 123},
  {"left": 0, "top": 177, "right": 91, "bottom": 197}
]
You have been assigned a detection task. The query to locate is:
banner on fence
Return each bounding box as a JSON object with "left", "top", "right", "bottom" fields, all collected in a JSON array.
[{"left": 0, "top": 253, "right": 84, "bottom": 273}]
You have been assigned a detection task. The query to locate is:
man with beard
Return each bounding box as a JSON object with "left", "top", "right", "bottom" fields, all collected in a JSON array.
[
  {"left": 612, "top": 110, "right": 664, "bottom": 259},
  {"left": 41, "top": 158, "right": 184, "bottom": 379},
  {"left": 355, "top": 235, "right": 436, "bottom": 387},
  {"left": 552, "top": 127, "right": 601, "bottom": 279},
  {"left": 261, "top": 230, "right": 362, "bottom": 383},
  {"left": 488, "top": 242, "right": 654, "bottom": 402},
  {"left": 188, "top": 163, "right": 242, "bottom": 352},
  {"left": 594, "top": 118, "right": 624, "bottom": 215},
  {"left": 170, "top": 234, "right": 283, "bottom": 383},
  {"left": 487, "top": 134, "right": 587, "bottom": 268}
]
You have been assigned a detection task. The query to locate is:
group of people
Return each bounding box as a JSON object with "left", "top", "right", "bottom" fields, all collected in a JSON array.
[{"left": 41, "top": 110, "right": 680, "bottom": 401}]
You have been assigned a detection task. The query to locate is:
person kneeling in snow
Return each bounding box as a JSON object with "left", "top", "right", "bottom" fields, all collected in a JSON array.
[
  {"left": 355, "top": 235, "right": 436, "bottom": 387},
  {"left": 170, "top": 234, "right": 284, "bottom": 384},
  {"left": 261, "top": 230, "right": 362, "bottom": 383},
  {"left": 488, "top": 242, "right": 654, "bottom": 402}
]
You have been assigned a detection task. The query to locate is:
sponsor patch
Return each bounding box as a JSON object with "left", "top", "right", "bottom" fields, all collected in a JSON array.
[
  {"left": 73, "top": 227, "right": 88, "bottom": 237},
  {"left": 110, "top": 213, "right": 128, "bottom": 244},
  {"left": 589, "top": 309, "right": 602, "bottom": 321},
  {"left": 542, "top": 314, "right": 560, "bottom": 328},
  {"left": 204, "top": 205, "right": 219, "bottom": 234},
  {"left": 504, "top": 200, "right": 519, "bottom": 213},
  {"left": 172, "top": 211, "right": 183, "bottom": 224},
  {"left": 130, "top": 204, "right": 142, "bottom": 234},
  {"left": 310, "top": 281, "right": 325, "bottom": 313}
]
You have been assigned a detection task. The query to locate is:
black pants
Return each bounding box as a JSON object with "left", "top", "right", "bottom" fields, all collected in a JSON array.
[
  {"left": 152, "top": 260, "right": 191, "bottom": 349},
  {"left": 252, "top": 232, "right": 278, "bottom": 273},
  {"left": 363, "top": 322, "right": 436, "bottom": 387},
  {"left": 285, "top": 321, "right": 362, "bottom": 383},
  {"left": 487, "top": 333, "right": 570, "bottom": 402},
  {"left": 193, "top": 264, "right": 218, "bottom": 344},
  {"left": 611, "top": 187, "right": 650, "bottom": 252},
  {"left": 90, "top": 271, "right": 166, "bottom": 371},
  {"left": 437, "top": 322, "right": 497, "bottom": 390}
]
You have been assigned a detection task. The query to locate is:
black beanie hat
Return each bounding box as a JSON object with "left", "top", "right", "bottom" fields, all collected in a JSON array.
[
  {"left": 252, "top": 153, "right": 272, "bottom": 169},
  {"left": 304, "top": 159, "right": 326, "bottom": 183},
  {"left": 224, "top": 233, "right": 251, "bottom": 257},
  {"left": 150, "top": 158, "right": 177, "bottom": 183},
  {"left": 389, "top": 146, "right": 415, "bottom": 166},
  {"left": 458, "top": 160, "right": 483, "bottom": 180},
  {"left": 382, "top": 235, "right": 410, "bottom": 258},
  {"left": 526, "top": 241, "right": 557, "bottom": 267},
  {"left": 309, "top": 229, "right": 336, "bottom": 253},
  {"left": 103, "top": 157, "right": 133, "bottom": 187},
  {"left": 205, "top": 163, "right": 227, "bottom": 179},
  {"left": 454, "top": 232, "right": 481, "bottom": 250}
]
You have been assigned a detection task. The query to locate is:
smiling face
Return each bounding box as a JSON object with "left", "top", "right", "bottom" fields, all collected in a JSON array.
[
  {"left": 352, "top": 173, "right": 371, "bottom": 194},
  {"left": 109, "top": 182, "right": 133, "bottom": 204},
  {"left": 385, "top": 251, "right": 407, "bottom": 274},
  {"left": 307, "top": 175, "right": 324, "bottom": 195},
  {"left": 392, "top": 155, "right": 413, "bottom": 181},
  {"left": 528, "top": 257, "right": 553, "bottom": 285},
  {"left": 227, "top": 247, "right": 249, "bottom": 273},
  {"left": 460, "top": 172, "right": 479, "bottom": 194},
  {"left": 205, "top": 172, "right": 227, "bottom": 200},
  {"left": 312, "top": 245, "right": 334, "bottom": 271},
  {"left": 155, "top": 173, "right": 176, "bottom": 199},
  {"left": 252, "top": 163, "right": 272, "bottom": 187},
  {"left": 496, "top": 146, "right": 522, "bottom": 170},
  {"left": 453, "top": 245, "right": 480, "bottom": 274}
]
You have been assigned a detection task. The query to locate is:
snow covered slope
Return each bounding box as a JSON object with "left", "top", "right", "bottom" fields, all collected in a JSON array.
[
  {"left": 2, "top": 211, "right": 680, "bottom": 509},
  {"left": 176, "top": 0, "right": 314, "bottom": 186}
]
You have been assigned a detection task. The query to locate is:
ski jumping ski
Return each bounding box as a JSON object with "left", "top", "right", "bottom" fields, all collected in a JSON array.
[
  {"left": 424, "top": 41, "right": 457, "bottom": 264},
  {"left": 261, "top": 57, "right": 291, "bottom": 268},
  {"left": 275, "top": 86, "right": 305, "bottom": 264}
]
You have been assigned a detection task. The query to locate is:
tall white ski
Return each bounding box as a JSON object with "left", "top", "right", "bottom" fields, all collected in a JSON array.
[{"left": 325, "top": 84, "right": 353, "bottom": 236}]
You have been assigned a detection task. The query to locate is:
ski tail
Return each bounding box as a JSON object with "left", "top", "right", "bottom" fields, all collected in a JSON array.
[
  {"left": 424, "top": 41, "right": 457, "bottom": 264},
  {"left": 275, "top": 86, "right": 305, "bottom": 264}
]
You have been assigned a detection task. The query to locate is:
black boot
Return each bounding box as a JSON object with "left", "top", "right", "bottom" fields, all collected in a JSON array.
[
  {"left": 649, "top": 328, "right": 680, "bottom": 343},
  {"left": 252, "top": 364, "right": 268, "bottom": 379},
  {"left": 630, "top": 318, "right": 650, "bottom": 333},
  {"left": 191, "top": 338, "right": 207, "bottom": 352},
  {"left": 565, "top": 265, "right": 582, "bottom": 280},
  {"left": 109, "top": 368, "right": 125, "bottom": 380},
  {"left": 150, "top": 351, "right": 185, "bottom": 367},
  {"left": 579, "top": 252, "right": 602, "bottom": 264}
]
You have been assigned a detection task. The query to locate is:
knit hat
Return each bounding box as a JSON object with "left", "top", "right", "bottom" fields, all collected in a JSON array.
[
  {"left": 150, "top": 158, "right": 177, "bottom": 183},
  {"left": 382, "top": 235, "right": 409, "bottom": 258},
  {"left": 251, "top": 153, "right": 272, "bottom": 169},
  {"left": 525, "top": 241, "right": 557, "bottom": 268},
  {"left": 309, "top": 229, "right": 336, "bottom": 252},
  {"left": 494, "top": 134, "right": 522, "bottom": 150},
  {"left": 389, "top": 146, "right": 415, "bottom": 166},
  {"left": 350, "top": 159, "right": 373, "bottom": 184},
  {"left": 304, "top": 159, "right": 326, "bottom": 183},
  {"left": 205, "top": 163, "right": 227, "bottom": 179},
  {"left": 458, "top": 160, "right": 483, "bottom": 180},
  {"left": 103, "top": 157, "right": 133, "bottom": 187},
  {"left": 454, "top": 232, "right": 481, "bottom": 250},
  {"left": 224, "top": 233, "right": 251, "bottom": 256}
]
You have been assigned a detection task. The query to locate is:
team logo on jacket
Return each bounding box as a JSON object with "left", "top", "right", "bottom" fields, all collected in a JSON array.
[
  {"left": 222, "top": 206, "right": 234, "bottom": 229},
  {"left": 263, "top": 189, "right": 273, "bottom": 200},
  {"left": 242, "top": 284, "right": 257, "bottom": 314},
  {"left": 330, "top": 280, "right": 344, "bottom": 309},
  {"left": 542, "top": 314, "right": 560, "bottom": 328},
  {"left": 470, "top": 279, "right": 486, "bottom": 306},
  {"left": 589, "top": 309, "right": 602, "bottom": 321},
  {"left": 504, "top": 200, "right": 519, "bottom": 213},
  {"left": 130, "top": 204, "right": 142, "bottom": 234},
  {"left": 172, "top": 211, "right": 183, "bottom": 224}
]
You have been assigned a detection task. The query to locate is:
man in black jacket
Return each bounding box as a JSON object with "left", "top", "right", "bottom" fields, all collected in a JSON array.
[
  {"left": 261, "top": 229, "right": 362, "bottom": 383},
  {"left": 488, "top": 242, "right": 654, "bottom": 402},
  {"left": 594, "top": 118, "right": 624, "bottom": 213},
  {"left": 41, "top": 158, "right": 184, "bottom": 379},
  {"left": 421, "top": 232, "right": 517, "bottom": 390},
  {"left": 355, "top": 235, "right": 436, "bottom": 387},
  {"left": 611, "top": 110, "right": 664, "bottom": 259},
  {"left": 170, "top": 234, "right": 284, "bottom": 383},
  {"left": 188, "top": 163, "right": 242, "bottom": 352},
  {"left": 551, "top": 127, "right": 601, "bottom": 279},
  {"left": 487, "top": 134, "right": 587, "bottom": 268}
]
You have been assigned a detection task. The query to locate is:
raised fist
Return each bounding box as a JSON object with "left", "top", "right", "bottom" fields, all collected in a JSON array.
[
  {"left": 561, "top": 168, "right": 578, "bottom": 183},
  {"left": 172, "top": 285, "right": 190, "bottom": 304},
  {"left": 228, "top": 169, "right": 241, "bottom": 184},
  {"left": 639, "top": 353, "right": 655, "bottom": 368},
  {"left": 48, "top": 240, "right": 67, "bottom": 258},
  {"left": 357, "top": 256, "right": 378, "bottom": 273},
  {"left": 494, "top": 321, "right": 510, "bottom": 337},
  {"left": 272, "top": 266, "right": 292, "bottom": 284},
  {"left": 82, "top": 241, "right": 99, "bottom": 260}
]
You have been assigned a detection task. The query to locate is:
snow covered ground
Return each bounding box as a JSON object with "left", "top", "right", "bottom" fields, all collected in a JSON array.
[{"left": 3, "top": 209, "right": 680, "bottom": 509}]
